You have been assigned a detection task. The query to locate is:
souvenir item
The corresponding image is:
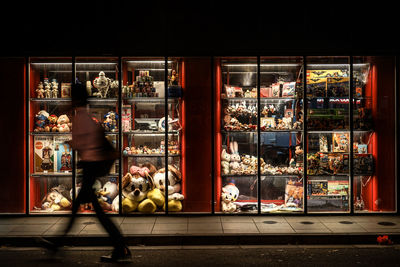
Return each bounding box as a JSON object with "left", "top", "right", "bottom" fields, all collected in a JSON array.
[
  {"left": 34, "top": 136, "right": 54, "bottom": 173},
  {"left": 221, "top": 183, "right": 239, "bottom": 212},
  {"left": 333, "top": 133, "right": 349, "bottom": 152},
  {"left": 282, "top": 82, "right": 296, "bottom": 97},
  {"left": 61, "top": 83, "right": 71, "bottom": 98},
  {"left": 122, "top": 105, "right": 132, "bottom": 132},
  {"left": 93, "top": 71, "right": 118, "bottom": 98},
  {"left": 319, "top": 134, "right": 328, "bottom": 152},
  {"left": 36, "top": 82, "right": 45, "bottom": 98},
  {"left": 51, "top": 80, "right": 58, "bottom": 98},
  {"left": 54, "top": 136, "right": 73, "bottom": 173}
]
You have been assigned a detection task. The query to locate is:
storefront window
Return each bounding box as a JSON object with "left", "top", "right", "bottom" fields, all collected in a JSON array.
[
  {"left": 216, "top": 57, "right": 259, "bottom": 213},
  {"left": 306, "top": 56, "right": 350, "bottom": 213},
  {"left": 75, "top": 57, "right": 119, "bottom": 214},
  {"left": 29, "top": 57, "right": 73, "bottom": 213},
  {"left": 260, "top": 57, "right": 304, "bottom": 213}
]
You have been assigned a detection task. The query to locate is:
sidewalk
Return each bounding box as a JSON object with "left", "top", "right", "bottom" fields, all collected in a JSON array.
[{"left": 1, "top": 215, "right": 400, "bottom": 246}]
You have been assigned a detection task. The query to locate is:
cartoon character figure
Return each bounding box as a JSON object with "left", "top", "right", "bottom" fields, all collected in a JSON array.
[{"left": 221, "top": 183, "right": 239, "bottom": 212}]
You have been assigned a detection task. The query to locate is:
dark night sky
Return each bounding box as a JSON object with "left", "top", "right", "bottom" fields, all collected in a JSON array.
[{"left": 2, "top": 1, "right": 399, "bottom": 56}]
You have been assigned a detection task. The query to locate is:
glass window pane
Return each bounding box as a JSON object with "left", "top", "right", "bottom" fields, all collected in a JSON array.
[
  {"left": 75, "top": 57, "right": 119, "bottom": 214},
  {"left": 121, "top": 57, "right": 167, "bottom": 214},
  {"left": 306, "top": 56, "right": 350, "bottom": 213},
  {"left": 260, "top": 57, "right": 304, "bottom": 213},
  {"left": 216, "top": 57, "right": 258, "bottom": 213},
  {"left": 29, "top": 57, "right": 73, "bottom": 214}
]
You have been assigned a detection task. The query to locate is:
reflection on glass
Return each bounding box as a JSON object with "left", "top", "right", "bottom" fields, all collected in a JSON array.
[{"left": 306, "top": 56, "right": 350, "bottom": 213}]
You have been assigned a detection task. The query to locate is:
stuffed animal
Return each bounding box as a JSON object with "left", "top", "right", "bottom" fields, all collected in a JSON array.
[
  {"left": 47, "top": 114, "right": 58, "bottom": 132},
  {"left": 34, "top": 110, "right": 49, "bottom": 132},
  {"left": 57, "top": 114, "right": 71, "bottom": 132},
  {"left": 97, "top": 181, "right": 118, "bottom": 211},
  {"left": 153, "top": 165, "right": 184, "bottom": 212},
  {"left": 221, "top": 149, "right": 230, "bottom": 175},
  {"left": 221, "top": 183, "right": 239, "bottom": 212},
  {"left": 103, "top": 111, "right": 118, "bottom": 132},
  {"left": 122, "top": 166, "right": 156, "bottom": 213},
  {"left": 41, "top": 185, "right": 72, "bottom": 212},
  {"left": 229, "top": 141, "right": 241, "bottom": 174}
]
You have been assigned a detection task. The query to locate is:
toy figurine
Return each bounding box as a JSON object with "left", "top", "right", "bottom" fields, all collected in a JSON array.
[
  {"left": 51, "top": 81, "right": 58, "bottom": 98},
  {"left": 93, "top": 71, "right": 118, "bottom": 98},
  {"left": 36, "top": 82, "right": 45, "bottom": 98},
  {"left": 44, "top": 82, "right": 52, "bottom": 98},
  {"left": 103, "top": 111, "right": 118, "bottom": 132}
]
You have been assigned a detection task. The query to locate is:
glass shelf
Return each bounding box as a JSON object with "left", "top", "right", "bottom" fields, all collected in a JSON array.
[
  {"left": 31, "top": 173, "right": 72, "bottom": 177},
  {"left": 123, "top": 131, "right": 180, "bottom": 135},
  {"left": 124, "top": 97, "right": 180, "bottom": 103},
  {"left": 30, "top": 132, "right": 71, "bottom": 135},
  {"left": 124, "top": 154, "right": 181, "bottom": 157}
]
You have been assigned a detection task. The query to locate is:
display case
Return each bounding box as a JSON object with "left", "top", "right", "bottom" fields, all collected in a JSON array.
[
  {"left": 120, "top": 57, "right": 184, "bottom": 214},
  {"left": 259, "top": 57, "right": 304, "bottom": 213},
  {"left": 215, "top": 57, "right": 304, "bottom": 214},
  {"left": 29, "top": 58, "right": 74, "bottom": 213},
  {"left": 74, "top": 57, "right": 120, "bottom": 213},
  {"left": 306, "top": 57, "right": 351, "bottom": 213}
]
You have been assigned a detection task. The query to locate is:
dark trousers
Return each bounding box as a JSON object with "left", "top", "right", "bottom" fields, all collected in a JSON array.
[{"left": 64, "top": 160, "right": 124, "bottom": 250}]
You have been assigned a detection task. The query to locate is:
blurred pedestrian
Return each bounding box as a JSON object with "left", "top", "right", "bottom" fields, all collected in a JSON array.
[{"left": 39, "top": 83, "right": 131, "bottom": 263}]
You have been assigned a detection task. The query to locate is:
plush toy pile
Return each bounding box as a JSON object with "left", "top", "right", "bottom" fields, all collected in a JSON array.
[
  {"left": 39, "top": 185, "right": 72, "bottom": 212},
  {"left": 34, "top": 110, "right": 72, "bottom": 132},
  {"left": 121, "top": 163, "right": 184, "bottom": 213},
  {"left": 221, "top": 141, "right": 303, "bottom": 176},
  {"left": 221, "top": 183, "right": 239, "bottom": 212}
]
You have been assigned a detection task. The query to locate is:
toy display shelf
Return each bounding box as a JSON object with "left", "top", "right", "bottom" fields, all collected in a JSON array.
[
  {"left": 104, "top": 132, "right": 119, "bottom": 135},
  {"left": 30, "top": 210, "right": 72, "bottom": 214},
  {"left": 76, "top": 173, "right": 119, "bottom": 178},
  {"left": 124, "top": 97, "right": 180, "bottom": 103},
  {"left": 222, "top": 97, "right": 298, "bottom": 101},
  {"left": 123, "top": 130, "right": 180, "bottom": 135},
  {"left": 124, "top": 154, "right": 181, "bottom": 157},
  {"left": 87, "top": 98, "right": 118, "bottom": 106},
  {"left": 307, "top": 174, "right": 349, "bottom": 177},
  {"left": 221, "top": 174, "right": 301, "bottom": 178},
  {"left": 30, "top": 98, "right": 72, "bottom": 104},
  {"left": 307, "top": 130, "right": 351, "bottom": 134},
  {"left": 30, "top": 173, "right": 72, "bottom": 177},
  {"left": 309, "top": 195, "right": 348, "bottom": 199},
  {"left": 221, "top": 130, "right": 302, "bottom": 133},
  {"left": 30, "top": 132, "right": 72, "bottom": 135}
]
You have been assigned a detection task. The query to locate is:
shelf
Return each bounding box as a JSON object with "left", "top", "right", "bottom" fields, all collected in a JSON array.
[
  {"left": 221, "top": 130, "right": 302, "bottom": 133},
  {"left": 76, "top": 173, "right": 119, "bottom": 178},
  {"left": 124, "top": 97, "right": 180, "bottom": 103},
  {"left": 87, "top": 98, "right": 118, "bottom": 105},
  {"left": 307, "top": 130, "right": 350, "bottom": 133},
  {"left": 221, "top": 174, "right": 302, "bottom": 178},
  {"left": 123, "top": 131, "right": 180, "bottom": 135},
  {"left": 222, "top": 97, "right": 299, "bottom": 101},
  {"left": 30, "top": 132, "right": 71, "bottom": 135},
  {"left": 307, "top": 174, "right": 349, "bottom": 177},
  {"left": 30, "top": 98, "right": 72, "bottom": 103},
  {"left": 124, "top": 154, "right": 181, "bottom": 157},
  {"left": 31, "top": 173, "right": 72, "bottom": 177}
]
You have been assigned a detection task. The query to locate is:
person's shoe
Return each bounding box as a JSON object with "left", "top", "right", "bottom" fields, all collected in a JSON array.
[{"left": 100, "top": 247, "right": 132, "bottom": 263}]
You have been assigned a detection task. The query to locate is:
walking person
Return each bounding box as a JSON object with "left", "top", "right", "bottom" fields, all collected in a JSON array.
[{"left": 40, "top": 83, "right": 131, "bottom": 263}]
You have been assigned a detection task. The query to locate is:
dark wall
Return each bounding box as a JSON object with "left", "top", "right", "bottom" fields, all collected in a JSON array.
[
  {"left": 2, "top": 1, "right": 399, "bottom": 56},
  {"left": 0, "top": 58, "right": 25, "bottom": 213}
]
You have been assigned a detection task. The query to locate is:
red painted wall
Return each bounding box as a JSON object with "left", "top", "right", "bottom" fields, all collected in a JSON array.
[
  {"left": 182, "top": 58, "right": 212, "bottom": 212},
  {"left": 0, "top": 58, "right": 26, "bottom": 213}
]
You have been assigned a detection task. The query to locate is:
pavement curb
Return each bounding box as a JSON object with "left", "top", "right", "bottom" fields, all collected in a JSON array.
[{"left": 1, "top": 234, "right": 399, "bottom": 247}]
